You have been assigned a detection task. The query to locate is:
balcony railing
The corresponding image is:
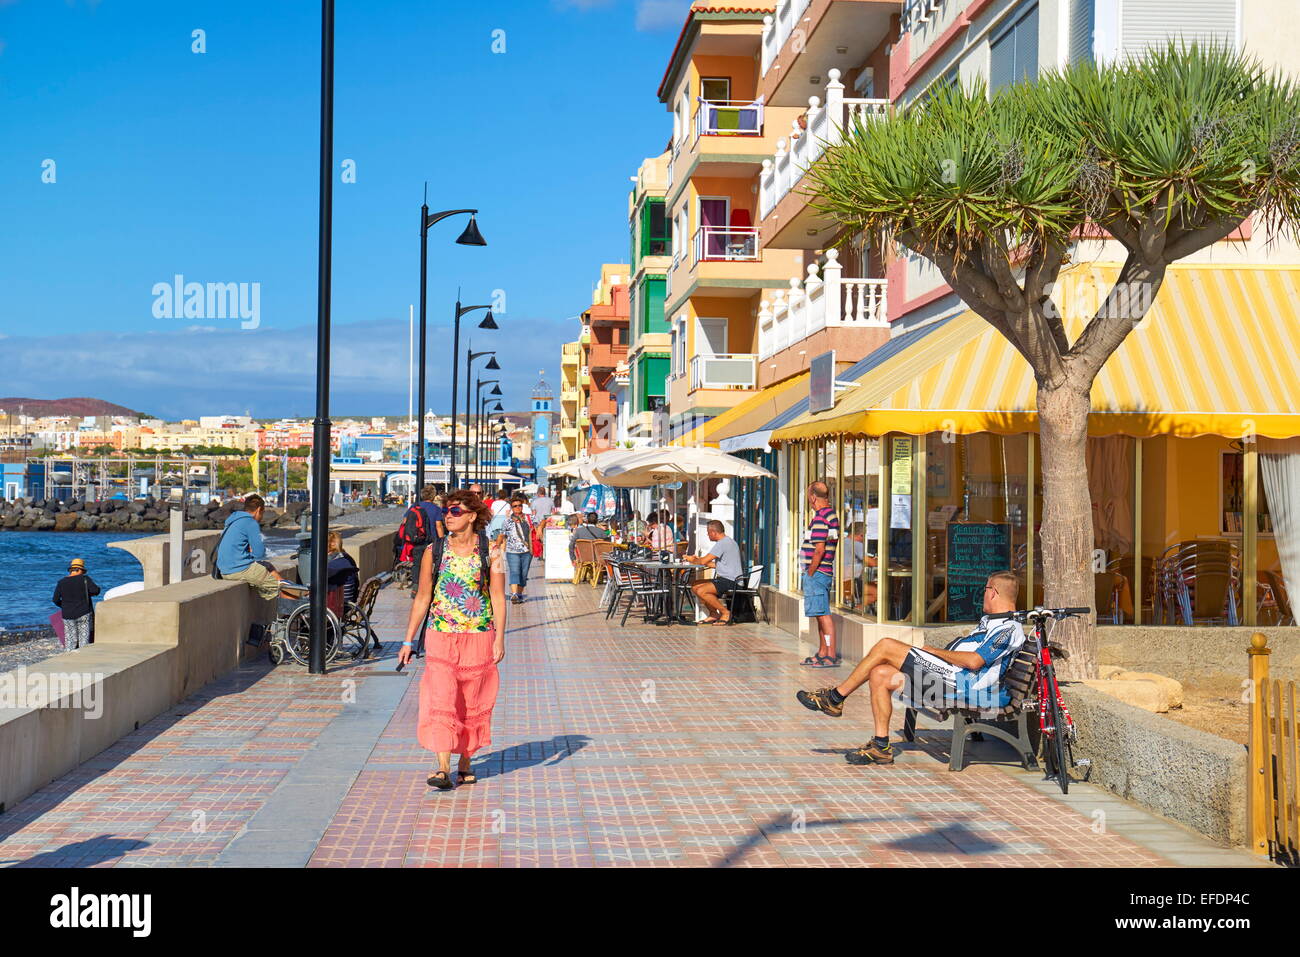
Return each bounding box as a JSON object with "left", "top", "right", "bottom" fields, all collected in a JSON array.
[
  {"left": 690, "top": 353, "right": 758, "bottom": 392},
  {"left": 692, "top": 226, "right": 761, "bottom": 265},
  {"left": 901, "top": 0, "right": 947, "bottom": 35},
  {"left": 758, "top": 249, "right": 888, "bottom": 360},
  {"left": 693, "top": 99, "right": 765, "bottom": 140},
  {"left": 760, "top": 70, "right": 889, "bottom": 220},
  {"left": 761, "top": 0, "right": 812, "bottom": 76}
]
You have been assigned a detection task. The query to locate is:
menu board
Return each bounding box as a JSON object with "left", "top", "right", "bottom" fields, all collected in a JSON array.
[{"left": 946, "top": 522, "right": 1012, "bottom": 621}]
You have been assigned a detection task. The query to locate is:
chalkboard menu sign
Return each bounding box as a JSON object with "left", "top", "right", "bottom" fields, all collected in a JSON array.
[{"left": 946, "top": 523, "right": 1012, "bottom": 621}]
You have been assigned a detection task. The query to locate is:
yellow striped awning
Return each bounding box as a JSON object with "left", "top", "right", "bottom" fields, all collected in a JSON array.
[
  {"left": 700, "top": 371, "right": 810, "bottom": 445},
  {"left": 772, "top": 264, "right": 1300, "bottom": 442}
]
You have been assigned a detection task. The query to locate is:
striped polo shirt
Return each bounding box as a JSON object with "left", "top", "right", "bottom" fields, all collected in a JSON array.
[{"left": 800, "top": 506, "right": 839, "bottom": 576}]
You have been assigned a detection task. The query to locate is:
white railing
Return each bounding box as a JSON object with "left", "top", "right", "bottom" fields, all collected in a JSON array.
[
  {"left": 902, "top": 0, "right": 946, "bottom": 36},
  {"left": 761, "top": 0, "right": 813, "bottom": 76},
  {"left": 691, "top": 353, "right": 758, "bottom": 391},
  {"left": 759, "top": 69, "right": 889, "bottom": 219},
  {"left": 692, "top": 226, "right": 760, "bottom": 265},
  {"left": 757, "top": 249, "right": 889, "bottom": 360},
  {"left": 693, "top": 99, "right": 765, "bottom": 139}
]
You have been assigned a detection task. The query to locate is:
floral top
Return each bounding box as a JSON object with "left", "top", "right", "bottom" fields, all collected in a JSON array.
[
  {"left": 503, "top": 516, "right": 532, "bottom": 554},
  {"left": 429, "top": 543, "right": 505, "bottom": 633}
]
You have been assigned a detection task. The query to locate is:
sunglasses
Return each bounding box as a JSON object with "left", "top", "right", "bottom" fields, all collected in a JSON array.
[{"left": 445, "top": 505, "right": 470, "bottom": 517}]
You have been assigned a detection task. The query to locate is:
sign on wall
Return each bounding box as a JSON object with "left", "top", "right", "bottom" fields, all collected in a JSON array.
[
  {"left": 809, "top": 351, "right": 835, "bottom": 413},
  {"left": 946, "top": 522, "right": 1012, "bottom": 622}
]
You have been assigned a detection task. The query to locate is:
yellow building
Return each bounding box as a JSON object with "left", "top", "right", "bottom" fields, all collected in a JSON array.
[{"left": 553, "top": 340, "right": 582, "bottom": 463}]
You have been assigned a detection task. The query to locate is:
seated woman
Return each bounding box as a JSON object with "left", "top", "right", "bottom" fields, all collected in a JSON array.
[{"left": 326, "top": 530, "right": 360, "bottom": 614}]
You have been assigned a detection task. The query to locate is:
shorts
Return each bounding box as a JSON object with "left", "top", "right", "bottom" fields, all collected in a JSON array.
[
  {"left": 225, "top": 562, "right": 282, "bottom": 600},
  {"left": 900, "top": 648, "right": 960, "bottom": 709},
  {"left": 708, "top": 576, "right": 736, "bottom": 596},
  {"left": 802, "top": 571, "right": 832, "bottom": 617}
]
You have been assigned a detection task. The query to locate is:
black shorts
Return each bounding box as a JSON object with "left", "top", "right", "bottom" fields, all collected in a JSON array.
[
  {"left": 901, "top": 648, "right": 960, "bottom": 709},
  {"left": 708, "top": 576, "right": 737, "bottom": 596}
]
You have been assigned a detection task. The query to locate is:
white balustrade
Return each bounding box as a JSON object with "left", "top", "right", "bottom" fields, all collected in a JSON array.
[
  {"left": 762, "top": 0, "right": 813, "bottom": 77},
  {"left": 758, "top": 249, "right": 889, "bottom": 361},
  {"left": 757, "top": 68, "right": 890, "bottom": 220},
  {"left": 692, "top": 226, "right": 760, "bottom": 265}
]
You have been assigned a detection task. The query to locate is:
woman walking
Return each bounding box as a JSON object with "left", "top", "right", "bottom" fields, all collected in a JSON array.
[
  {"left": 503, "top": 495, "right": 534, "bottom": 604},
  {"left": 398, "top": 489, "right": 507, "bottom": 791}
]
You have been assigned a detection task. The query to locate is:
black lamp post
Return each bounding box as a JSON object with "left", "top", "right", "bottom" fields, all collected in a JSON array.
[
  {"left": 447, "top": 303, "right": 495, "bottom": 489},
  {"left": 308, "top": 0, "right": 335, "bottom": 675},
  {"left": 464, "top": 346, "right": 498, "bottom": 485},
  {"left": 416, "top": 201, "right": 486, "bottom": 494},
  {"left": 473, "top": 378, "right": 499, "bottom": 486}
]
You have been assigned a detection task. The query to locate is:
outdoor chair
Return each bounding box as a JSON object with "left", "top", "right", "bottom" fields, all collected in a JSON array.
[
  {"left": 1258, "top": 569, "right": 1295, "bottom": 626},
  {"left": 1093, "top": 570, "right": 1125, "bottom": 625},
  {"left": 725, "top": 564, "right": 768, "bottom": 624},
  {"left": 1161, "top": 541, "right": 1241, "bottom": 625},
  {"left": 572, "top": 538, "right": 598, "bottom": 585},
  {"left": 614, "top": 561, "right": 670, "bottom": 626},
  {"left": 591, "top": 540, "right": 616, "bottom": 587},
  {"left": 604, "top": 562, "right": 636, "bottom": 620},
  {"left": 338, "top": 573, "right": 385, "bottom": 658}
]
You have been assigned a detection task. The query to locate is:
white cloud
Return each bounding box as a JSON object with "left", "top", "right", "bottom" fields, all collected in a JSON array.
[{"left": 636, "top": 0, "right": 691, "bottom": 31}]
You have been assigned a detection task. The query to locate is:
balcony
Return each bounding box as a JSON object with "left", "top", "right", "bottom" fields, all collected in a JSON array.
[
  {"left": 693, "top": 99, "right": 765, "bottom": 140},
  {"left": 761, "top": 0, "right": 810, "bottom": 76},
  {"left": 758, "top": 249, "right": 888, "bottom": 361},
  {"left": 692, "top": 226, "right": 761, "bottom": 265},
  {"left": 589, "top": 341, "right": 629, "bottom": 373},
  {"left": 760, "top": 70, "right": 889, "bottom": 225},
  {"left": 761, "top": 2, "right": 899, "bottom": 105},
  {"left": 690, "top": 353, "right": 758, "bottom": 392}
]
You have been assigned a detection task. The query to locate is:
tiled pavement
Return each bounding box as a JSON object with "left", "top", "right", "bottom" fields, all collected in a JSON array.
[{"left": 0, "top": 574, "right": 1268, "bottom": 867}]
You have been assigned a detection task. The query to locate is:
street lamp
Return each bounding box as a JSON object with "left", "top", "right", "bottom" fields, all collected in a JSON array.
[
  {"left": 447, "top": 302, "right": 495, "bottom": 489},
  {"left": 416, "top": 195, "right": 487, "bottom": 493},
  {"left": 308, "top": 0, "right": 336, "bottom": 675},
  {"left": 464, "top": 346, "right": 498, "bottom": 485},
  {"left": 473, "top": 378, "right": 499, "bottom": 486}
]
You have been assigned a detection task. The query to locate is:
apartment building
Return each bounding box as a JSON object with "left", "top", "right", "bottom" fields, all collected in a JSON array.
[
  {"left": 657, "top": 5, "right": 805, "bottom": 440},
  {"left": 626, "top": 152, "right": 674, "bottom": 440},
  {"left": 554, "top": 340, "right": 582, "bottom": 464},
  {"left": 582, "top": 264, "right": 631, "bottom": 454}
]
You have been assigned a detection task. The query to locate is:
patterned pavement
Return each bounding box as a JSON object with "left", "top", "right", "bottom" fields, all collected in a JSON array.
[{"left": 0, "top": 572, "right": 1261, "bottom": 867}]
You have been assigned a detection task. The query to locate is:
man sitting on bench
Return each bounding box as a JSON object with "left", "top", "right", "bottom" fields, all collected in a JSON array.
[{"left": 795, "top": 570, "right": 1024, "bottom": 766}]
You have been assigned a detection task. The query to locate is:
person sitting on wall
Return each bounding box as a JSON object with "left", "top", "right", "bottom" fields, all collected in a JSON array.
[{"left": 216, "top": 494, "right": 290, "bottom": 600}]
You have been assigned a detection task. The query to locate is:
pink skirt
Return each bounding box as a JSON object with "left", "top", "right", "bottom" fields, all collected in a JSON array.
[{"left": 417, "top": 629, "right": 499, "bottom": 756}]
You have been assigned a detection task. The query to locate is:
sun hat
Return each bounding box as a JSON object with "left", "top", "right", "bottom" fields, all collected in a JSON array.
[{"left": 69, "top": 558, "right": 86, "bottom": 571}]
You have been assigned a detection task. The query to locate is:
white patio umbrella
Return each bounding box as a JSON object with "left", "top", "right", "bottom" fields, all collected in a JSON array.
[{"left": 592, "top": 445, "right": 775, "bottom": 487}]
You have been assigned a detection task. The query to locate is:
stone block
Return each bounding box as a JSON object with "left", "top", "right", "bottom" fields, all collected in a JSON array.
[
  {"left": 1113, "top": 670, "right": 1184, "bottom": 709},
  {"left": 1080, "top": 678, "right": 1171, "bottom": 713}
]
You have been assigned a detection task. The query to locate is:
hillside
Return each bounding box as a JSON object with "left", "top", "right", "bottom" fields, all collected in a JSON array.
[{"left": 0, "top": 397, "right": 143, "bottom": 418}]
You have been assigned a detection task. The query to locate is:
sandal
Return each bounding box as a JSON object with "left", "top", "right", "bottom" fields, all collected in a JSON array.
[
  {"left": 427, "top": 770, "right": 454, "bottom": 791},
  {"left": 800, "top": 655, "right": 825, "bottom": 666},
  {"left": 811, "top": 655, "right": 843, "bottom": 668},
  {"left": 457, "top": 770, "right": 478, "bottom": 786}
]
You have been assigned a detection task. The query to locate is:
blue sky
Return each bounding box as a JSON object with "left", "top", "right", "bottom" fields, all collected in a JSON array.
[{"left": 0, "top": 0, "right": 689, "bottom": 419}]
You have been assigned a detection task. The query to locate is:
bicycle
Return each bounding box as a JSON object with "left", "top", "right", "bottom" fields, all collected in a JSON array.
[{"left": 1010, "top": 606, "right": 1093, "bottom": 794}]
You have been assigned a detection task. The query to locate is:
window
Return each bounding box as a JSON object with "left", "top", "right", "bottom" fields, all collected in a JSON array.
[
  {"left": 1121, "top": 0, "right": 1237, "bottom": 60},
  {"left": 989, "top": 2, "right": 1039, "bottom": 91},
  {"left": 1069, "top": 0, "right": 1094, "bottom": 64},
  {"left": 642, "top": 200, "right": 669, "bottom": 257},
  {"left": 701, "top": 77, "right": 731, "bottom": 102},
  {"left": 642, "top": 277, "right": 667, "bottom": 334}
]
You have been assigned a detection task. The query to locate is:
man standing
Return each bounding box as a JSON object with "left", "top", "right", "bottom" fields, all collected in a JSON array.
[
  {"left": 409, "top": 484, "right": 445, "bottom": 584},
  {"left": 686, "top": 520, "right": 743, "bottom": 625},
  {"left": 52, "top": 557, "right": 100, "bottom": 650},
  {"left": 216, "top": 494, "right": 287, "bottom": 600},
  {"left": 796, "top": 572, "right": 1024, "bottom": 765},
  {"left": 530, "top": 486, "right": 554, "bottom": 522},
  {"left": 800, "top": 481, "right": 840, "bottom": 667}
]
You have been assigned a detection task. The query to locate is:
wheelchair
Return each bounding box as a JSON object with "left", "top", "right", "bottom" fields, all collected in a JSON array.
[{"left": 266, "top": 574, "right": 385, "bottom": 666}]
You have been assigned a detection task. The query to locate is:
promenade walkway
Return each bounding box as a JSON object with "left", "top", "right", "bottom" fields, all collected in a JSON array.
[{"left": 0, "top": 575, "right": 1264, "bottom": 867}]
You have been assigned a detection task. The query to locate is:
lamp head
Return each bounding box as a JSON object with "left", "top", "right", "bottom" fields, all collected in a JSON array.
[
  {"left": 455, "top": 215, "right": 487, "bottom": 246},
  {"left": 478, "top": 311, "right": 498, "bottom": 330},
  {"left": 485, "top": 357, "right": 500, "bottom": 370}
]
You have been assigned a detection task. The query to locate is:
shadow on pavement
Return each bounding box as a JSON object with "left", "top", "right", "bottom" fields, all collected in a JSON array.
[
  {"left": 475, "top": 734, "right": 593, "bottom": 780},
  {"left": 1, "top": 835, "right": 150, "bottom": 868}
]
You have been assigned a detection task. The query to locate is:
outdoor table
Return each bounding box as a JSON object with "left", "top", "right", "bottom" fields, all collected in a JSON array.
[{"left": 630, "top": 561, "right": 699, "bottom": 624}]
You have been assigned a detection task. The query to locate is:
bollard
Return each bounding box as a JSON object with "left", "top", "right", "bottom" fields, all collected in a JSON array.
[
  {"left": 169, "top": 508, "right": 184, "bottom": 585},
  {"left": 1246, "top": 632, "right": 1271, "bottom": 858}
]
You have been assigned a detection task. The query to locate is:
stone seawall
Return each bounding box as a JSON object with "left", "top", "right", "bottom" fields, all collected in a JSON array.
[{"left": 0, "top": 498, "right": 383, "bottom": 534}]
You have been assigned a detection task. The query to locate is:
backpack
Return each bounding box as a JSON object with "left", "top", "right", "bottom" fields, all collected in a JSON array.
[{"left": 398, "top": 505, "right": 431, "bottom": 548}]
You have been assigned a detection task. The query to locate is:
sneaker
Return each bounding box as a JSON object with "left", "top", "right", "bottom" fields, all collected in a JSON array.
[
  {"left": 795, "top": 687, "right": 843, "bottom": 718},
  {"left": 845, "top": 742, "right": 895, "bottom": 765}
]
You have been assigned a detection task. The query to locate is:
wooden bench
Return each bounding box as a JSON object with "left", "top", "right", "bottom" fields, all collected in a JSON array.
[{"left": 901, "top": 644, "right": 1039, "bottom": 772}]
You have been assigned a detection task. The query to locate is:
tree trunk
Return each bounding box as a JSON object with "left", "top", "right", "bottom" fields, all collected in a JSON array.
[{"left": 1035, "top": 382, "right": 1096, "bottom": 680}]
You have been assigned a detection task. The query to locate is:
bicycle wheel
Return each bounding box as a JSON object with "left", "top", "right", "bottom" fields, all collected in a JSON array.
[
  {"left": 1041, "top": 666, "right": 1071, "bottom": 795},
  {"left": 284, "top": 604, "right": 341, "bottom": 666}
]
